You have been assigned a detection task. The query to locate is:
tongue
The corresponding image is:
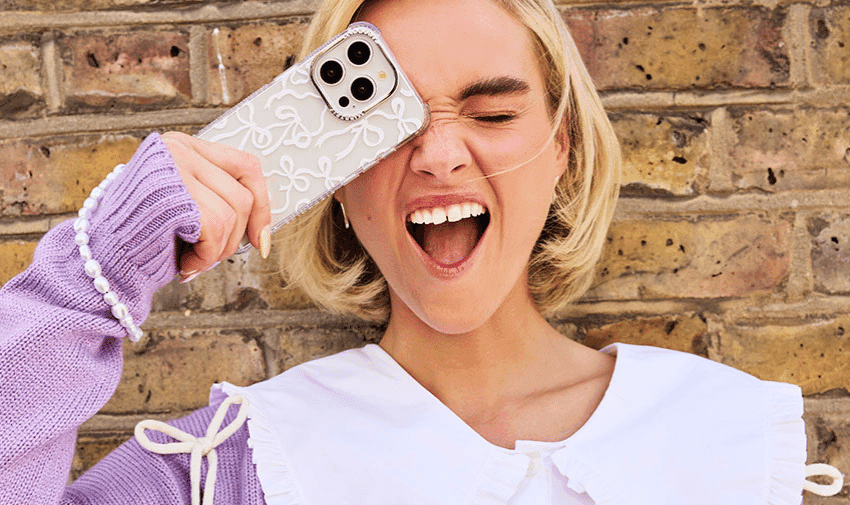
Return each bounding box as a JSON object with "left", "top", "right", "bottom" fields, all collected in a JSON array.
[{"left": 422, "top": 219, "right": 479, "bottom": 265}]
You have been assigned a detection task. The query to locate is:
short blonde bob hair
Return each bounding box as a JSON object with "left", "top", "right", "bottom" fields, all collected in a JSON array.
[{"left": 277, "top": 0, "right": 621, "bottom": 322}]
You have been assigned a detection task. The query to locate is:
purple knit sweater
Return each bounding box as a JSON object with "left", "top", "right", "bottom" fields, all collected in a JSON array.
[{"left": 0, "top": 134, "right": 267, "bottom": 504}]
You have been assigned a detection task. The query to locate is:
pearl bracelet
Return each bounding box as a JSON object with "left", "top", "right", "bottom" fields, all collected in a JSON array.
[{"left": 73, "top": 163, "right": 145, "bottom": 342}]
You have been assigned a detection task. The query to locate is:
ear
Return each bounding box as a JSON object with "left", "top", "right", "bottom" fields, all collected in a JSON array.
[
  {"left": 553, "top": 115, "right": 571, "bottom": 179},
  {"left": 333, "top": 188, "right": 346, "bottom": 205}
]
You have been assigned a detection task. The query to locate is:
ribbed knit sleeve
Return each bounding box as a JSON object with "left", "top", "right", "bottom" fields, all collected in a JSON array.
[{"left": 0, "top": 133, "right": 202, "bottom": 504}]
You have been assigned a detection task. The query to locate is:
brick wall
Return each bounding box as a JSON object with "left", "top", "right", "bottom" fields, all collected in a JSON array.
[{"left": 0, "top": 0, "right": 847, "bottom": 498}]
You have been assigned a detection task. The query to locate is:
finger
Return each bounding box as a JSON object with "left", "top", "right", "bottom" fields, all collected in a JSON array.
[
  {"left": 168, "top": 132, "right": 272, "bottom": 249},
  {"left": 179, "top": 175, "right": 238, "bottom": 274},
  {"left": 184, "top": 158, "right": 254, "bottom": 260}
]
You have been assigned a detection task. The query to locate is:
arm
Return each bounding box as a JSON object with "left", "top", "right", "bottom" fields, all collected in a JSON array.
[
  {"left": 0, "top": 133, "right": 201, "bottom": 503},
  {"left": 0, "top": 132, "right": 270, "bottom": 504}
]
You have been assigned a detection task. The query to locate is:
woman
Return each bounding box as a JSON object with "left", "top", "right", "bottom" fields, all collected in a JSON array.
[{"left": 0, "top": 0, "right": 840, "bottom": 503}]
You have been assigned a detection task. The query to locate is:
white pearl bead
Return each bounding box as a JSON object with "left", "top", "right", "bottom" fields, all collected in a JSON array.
[
  {"left": 90, "top": 187, "right": 104, "bottom": 199},
  {"left": 78, "top": 208, "right": 90, "bottom": 219},
  {"left": 84, "top": 259, "right": 101, "bottom": 278},
  {"left": 79, "top": 245, "right": 92, "bottom": 260},
  {"left": 73, "top": 218, "right": 88, "bottom": 233},
  {"left": 93, "top": 276, "right": 110, "bottom": 294},
  {"left": 83, "top": 197, "right": 97, "bottom": 211},
  {"left": 114, "top": 164, "right": 126, "bottom": 173},
  {"left": 130, "top": 326, "right": 144, "bottom": 342},
  {"left": 119, "top": 314, "right": 135, "bottom": 329},
  {"left": 104, "top": 291, "right": 119, "bottom": 306},
  {"left": 75, "top": 232, "right": 89, "bottom": 246},
  {"left": 105, "top": 172, "right": 117, "bottom": 182},
  {"left": 111, "top": 302, "right": 129, "bottom": 320},
  {"left": 98, "top": 180, "right": 109, "bottom": 190}
]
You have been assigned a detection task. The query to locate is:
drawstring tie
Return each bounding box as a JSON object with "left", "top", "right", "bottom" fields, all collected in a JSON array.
[
  {"left": 134, "top": 395, "right": 249, "bottom": 505},
  {"left": 804, "top": 463, "right": 844, "bottom": 496}
]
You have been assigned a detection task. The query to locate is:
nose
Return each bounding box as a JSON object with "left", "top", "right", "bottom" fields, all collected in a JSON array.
[{"left": 408, "top": 117, "right": 472, "bottom": 183}]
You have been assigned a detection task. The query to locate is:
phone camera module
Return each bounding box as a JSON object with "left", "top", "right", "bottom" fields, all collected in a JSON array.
[
  {"left": 350, "top": 77, "right": 375, "bottom": 102},
  {"left": 319, "top": 60, "right": 344, "bottom": 85},
  {"left": 347, "top": 41, "right": 371, "bottom": 66}
]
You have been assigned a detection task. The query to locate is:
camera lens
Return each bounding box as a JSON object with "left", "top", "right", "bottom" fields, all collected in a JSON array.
[
  {"left": 347, "top": 41, "right": 371, "bottom": 66},
  {"left": 319, "top": 60, "right": 344, "bottom": 85},
  {"left": 350, "top": 77, "right": 375, "bottom": 101}
]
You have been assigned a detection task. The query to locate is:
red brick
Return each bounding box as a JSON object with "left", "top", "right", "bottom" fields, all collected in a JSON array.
[
  {"left": 809, "top": 6, "right": 850, "bottom": 86},
  {"left": 206, "top": 19, "right": 309, "bottom": 105},
  {"left": 728, "top": 108, "right": 850, "bottom": 192},
  {"left": 563, "top": 6, "right": 790, "bottom": 90},
  {"left": 0, "top": 134, "right": 141, "bottom": 216},
  {"left": 804, "top": 401, "right": 850, "bottom": 497},
  {"left": 0, "top": 38, "right": 44, "bottom": 118},
  {"left": 588, "top": 214, "right": 792, "bottom": 300},
  {"left": 61, "top": 30, "right": 190, "bottom": 111}
]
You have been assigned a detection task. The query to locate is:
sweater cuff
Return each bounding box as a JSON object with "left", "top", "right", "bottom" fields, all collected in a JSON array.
[{"left": 84, "top": 132, "right": 201, "bottom": 325}]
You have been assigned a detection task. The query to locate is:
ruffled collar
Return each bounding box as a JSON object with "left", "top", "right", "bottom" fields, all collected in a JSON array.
[{"left": 210, "top": 343, "right": 807, "bottom": 505}]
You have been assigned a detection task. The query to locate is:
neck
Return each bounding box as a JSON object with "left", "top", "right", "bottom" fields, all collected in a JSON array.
[{"left": 379, "top": 280, "right": 571, "bottom": 414}]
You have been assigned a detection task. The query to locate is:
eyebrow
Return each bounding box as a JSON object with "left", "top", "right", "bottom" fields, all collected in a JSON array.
[{"left": 457, "top": 76, "right": 531, "bottom": 101}]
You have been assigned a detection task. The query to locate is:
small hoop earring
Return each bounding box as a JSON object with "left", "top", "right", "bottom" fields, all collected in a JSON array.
[{"left": 339, "top": 201, "right": 350, "bottom": 229}]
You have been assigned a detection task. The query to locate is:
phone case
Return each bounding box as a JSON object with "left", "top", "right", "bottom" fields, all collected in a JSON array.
[{"left": 195, "top": 22, "right": 429, "bottom": 252}]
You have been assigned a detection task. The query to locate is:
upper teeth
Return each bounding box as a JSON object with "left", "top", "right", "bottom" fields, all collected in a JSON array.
[{"left": 408, "top": 202, "right": 486, "bottom": 225}]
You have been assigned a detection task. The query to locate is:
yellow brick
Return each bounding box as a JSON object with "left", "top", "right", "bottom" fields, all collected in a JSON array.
[
  {"left": 581, "top": 313, "right": 708, "bottom": 355},
  {"left": 613, "top": 113, "right": 708, "bottom": 195},
  {"left": 729, "top": 108, "right": 850, "bottom": 192},
  {"left": 207, "top": 20, "right": 310, "bottom": 105},
  {"left": 717, "top": 318, "right": 850, "bottom": 395},
  {"left": 809, "top": 6, "right": 850, "bottom": 86},
  {"left": 0, "top": 40, "right": 43, "bottom": 118},
  {"left": 589, "top": 215, "right": 792, "bottom": 300},
  {"left": 0, "top": 240, "right": 37, "bottom": 286},
  {"left": 102, "top": 327, "right": 266, "bottom": 413},
  {"left": 563, "top": 6, "right": 789, "bottom": 90}
]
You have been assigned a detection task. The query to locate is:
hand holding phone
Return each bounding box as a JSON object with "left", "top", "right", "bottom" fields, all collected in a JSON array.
[{"left": 195, "top": 22, "right": 428, "bottom": 253}]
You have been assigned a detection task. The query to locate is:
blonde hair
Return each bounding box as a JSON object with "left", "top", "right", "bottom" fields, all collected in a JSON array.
[{"left": 277, "top": 0, "right": 621, "bottom": 321}]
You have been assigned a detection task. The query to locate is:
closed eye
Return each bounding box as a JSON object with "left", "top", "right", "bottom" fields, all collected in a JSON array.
[{"left": 473, "top": 113, "right": 516, "bottom": 124}]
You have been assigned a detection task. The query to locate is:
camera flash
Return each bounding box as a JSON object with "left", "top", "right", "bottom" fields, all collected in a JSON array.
[{"left": 378, "top": 71, "right": 387, "bottom": 80}]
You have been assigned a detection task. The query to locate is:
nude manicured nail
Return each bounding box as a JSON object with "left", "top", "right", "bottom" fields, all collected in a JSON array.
[
  {"left": 180, "top": 271, "right": 200, "bottom": 284},
  {"left": 260, "top": 226, "right": 271, "bottom": 259}
]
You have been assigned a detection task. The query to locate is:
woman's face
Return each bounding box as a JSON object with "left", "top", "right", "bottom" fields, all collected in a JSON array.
[{"left": 340, "top": 0, "right": 569, "bottom": 334}]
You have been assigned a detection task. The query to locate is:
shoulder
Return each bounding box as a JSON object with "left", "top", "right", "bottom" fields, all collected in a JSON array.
[{"left": 565, "top": 343, "right": 806, "bottom": 504}]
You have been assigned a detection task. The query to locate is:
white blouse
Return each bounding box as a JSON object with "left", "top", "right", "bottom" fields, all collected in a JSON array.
[{"left": 210, "top": 343, "right": 809, "bottom": 505}]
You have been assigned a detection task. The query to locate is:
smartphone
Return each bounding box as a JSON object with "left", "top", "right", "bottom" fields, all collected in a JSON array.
[{"left": 195, "top": 22, "right": 429, "bottom": 253}]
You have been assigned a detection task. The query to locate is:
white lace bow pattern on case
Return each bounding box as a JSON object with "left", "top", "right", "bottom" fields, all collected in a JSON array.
[{"left": 73, "top": 163, "right": 144, "bottom": 342}]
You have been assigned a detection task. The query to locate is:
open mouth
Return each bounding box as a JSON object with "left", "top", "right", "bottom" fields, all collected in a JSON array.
[{"left": 406, "top": 202, "right": 490, "bottom": 266}]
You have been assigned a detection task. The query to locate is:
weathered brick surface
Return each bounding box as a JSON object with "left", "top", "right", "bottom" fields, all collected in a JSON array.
[
  {"left": 579, "top": 313, "right": 709, "bottom": 355},
  {"left": 0, "top": 134, "right": 142, "bottom": 216},
  {"left": 563, "top": 6, "right": 790, "bottom": 91},
  {"left": 0, "top": 38, "right": 43, "bottom": 119},
  {"left": 61, "top": 30, "right": 191, "bottom": 111},
  {"left": 264, "top": 323, "right": 381, "bottom": 375},
  {"left": 714, "top": 317, "right": 850, "bottom": 395},
  {"left": 206, "top": 19, "right": 309, "bottom": 105},
  {"left": 809, "top": 214, "right": 850, "bottom": 295},
  {"left": 612, "top": 113, "right": 709, "bottom": 196},
  {"left": 70, "top": 433, "right": 130, "bottom": 481},
  {"left": 102, "top": 326, "right": 266, "bottom": 413},
  {"left": 1, "top": 0, "right": 207, "bottom": 10},
  {"left": 805, "top": 399, "right": 850, "bottom": 498},
  {"left": 588, "top": 214, "right": 792, "bottom": 300},
  {"left": 809, "top": 6, "right": 850, "bottom": 86},
  {"left": 0, "top": 240, "right": 37, "bottom": 286},
  {"left": 728, "top": 108, "right": 850, "bottom": 193}
]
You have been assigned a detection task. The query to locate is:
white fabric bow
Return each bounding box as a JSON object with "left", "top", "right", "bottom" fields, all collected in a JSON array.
[
  {"left": 134, "top": 395, "right": 250, "bottom": 505},
  {"left": 804, "top": 463, "right": 844, "bottom": 496}
]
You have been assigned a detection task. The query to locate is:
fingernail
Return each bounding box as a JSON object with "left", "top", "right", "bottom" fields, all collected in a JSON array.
[
  {"left": 180, "top": 271, "right": 200, "bottom": 284},
  {"left": 260, "top": 225, "right": 271, "bottom": 259}
]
